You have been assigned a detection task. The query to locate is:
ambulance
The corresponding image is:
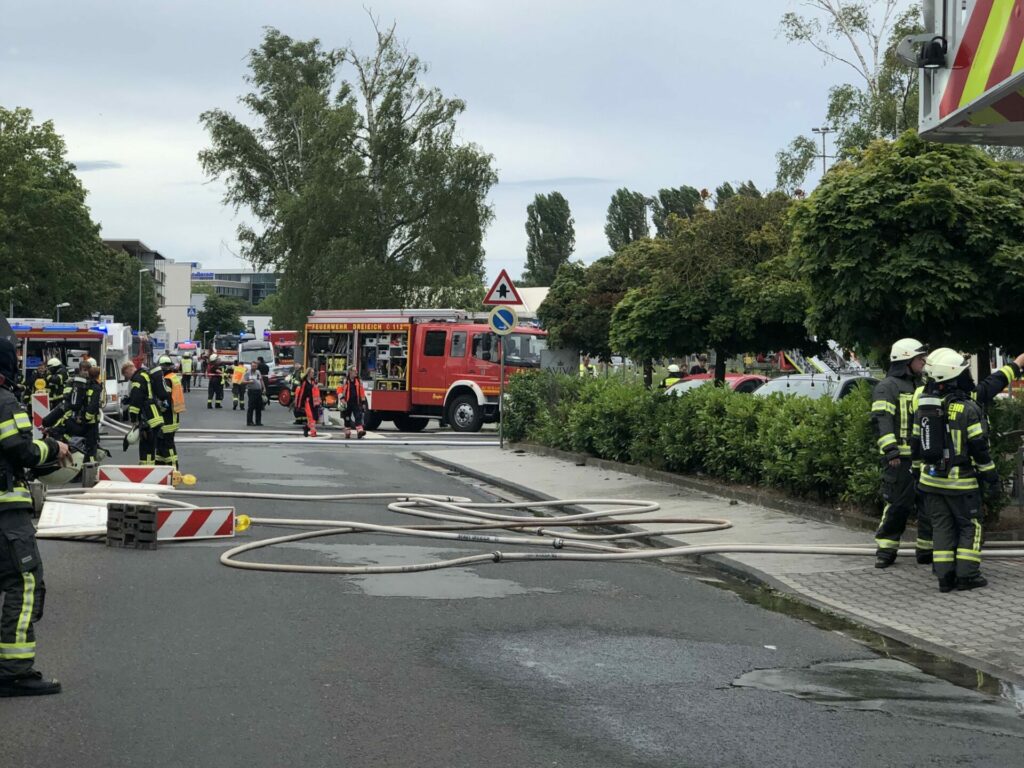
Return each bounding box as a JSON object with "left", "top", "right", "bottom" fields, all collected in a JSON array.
[{"left": 302, "top": 308, "right": 546, "bottom": 432}]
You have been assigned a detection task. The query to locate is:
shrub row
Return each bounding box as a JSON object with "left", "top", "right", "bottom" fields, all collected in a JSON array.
[{"left": 504, "top": 372, "right": 1024, "bottom": 511}]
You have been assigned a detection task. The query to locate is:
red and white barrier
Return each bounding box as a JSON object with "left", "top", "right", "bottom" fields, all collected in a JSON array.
[
  {"left": 157, "top": 507, "right": 235, "bottom": 540},
  {"left": 31, "top": 392, "right": 49, "bottom": 439},
  {"left": 98, "top": 465, "right": 174, "bottom": 485}
]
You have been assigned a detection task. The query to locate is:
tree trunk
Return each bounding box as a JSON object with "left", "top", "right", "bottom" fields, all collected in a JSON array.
[
  {"left": 643, "top": 359, "right": 653, "bottom": 389},
  {"left": 714, "top": 349, "right": 727, "bottom": 384}
]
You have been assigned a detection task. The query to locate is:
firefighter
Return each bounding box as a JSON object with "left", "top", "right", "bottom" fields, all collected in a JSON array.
[
  {"left": 230, "top": 361, "right": 247, "bottom": 411},
  {"left": 963, "top": 352, "right": 1024, "bottom": 415},
  {"left": 871, "top": 338, "right": 929, "bottom": 568},
  {"left": 206, "top": 354, "right": 225, "bottom": 409},
  {"left": 179, "top": 353, "right": 193, "bottom": 393},
  {"left": 0, "top": 337, "right": 67, "bottom": 697},
  {"left": 913, "top": 348, "right": 1000, "bottom": 592},
  {"left": 338, "top": 366, "right": 367, "bottom": 439},
  {"left": 293, "top": 368, "right": 321, "bottom": 438},
  {"left": 158, "top": 356, "right": 182, "bottom": 467},
  {"left": 45, "top": 358, "right": 66, "bottom": 408},
  {"left": 659, "top": 364, "right": 683, "bottom": 389},
  {"left": 80, "top": 366, "right": 103, "bottom": 463},
  {"left": 123, "top": 361, "right": 164, "bottom": 466}
]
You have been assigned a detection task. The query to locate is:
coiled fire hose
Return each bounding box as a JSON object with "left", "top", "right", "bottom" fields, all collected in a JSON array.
[{"left": 45, "top": 487, "right": 1024, "bottom": 575}]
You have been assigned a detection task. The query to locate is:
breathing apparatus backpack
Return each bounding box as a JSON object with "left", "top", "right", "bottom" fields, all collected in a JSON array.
[{"left": 917, "top": 386, "right": 948, "bottom": 467}]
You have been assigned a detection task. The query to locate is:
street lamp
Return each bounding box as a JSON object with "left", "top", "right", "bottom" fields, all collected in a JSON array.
[
  {"left": 3, "top": 283, "right": 28, "bottom": 318},
  {"left": 54, "top": 302, "right": 70, "bottom": 322},
  {"left": 811, "top": 126, "right": 836, "bottom": 175},
  {"left": 138, "top": 268, "right": 148, "bottom": 331}
]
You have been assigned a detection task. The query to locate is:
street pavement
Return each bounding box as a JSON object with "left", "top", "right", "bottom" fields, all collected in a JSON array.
[
  {"left": 4, "top": 389, "right": 1024, "bottom": 767},
  {"left": 419, "top": 447, "right": 1024, "bottom": 690}
]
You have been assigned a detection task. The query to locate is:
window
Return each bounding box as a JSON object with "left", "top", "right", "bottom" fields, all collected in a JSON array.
[
  {"left": 472, "top": 333, "right": 498, "bottom": 361},
  {"left": 106, "top": 358, "right": 118, "bottom": 381},
  {"left": 423, "top": 330, "right": 447, "bottom": 357},
  {"left": 450, "top": 332, "right": 467, "bottom": 358}
]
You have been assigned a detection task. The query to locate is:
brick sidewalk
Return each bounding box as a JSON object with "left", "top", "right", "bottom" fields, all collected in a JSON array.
[{"left": 418, "top": 447, "right": 1024, "bottom": 685}]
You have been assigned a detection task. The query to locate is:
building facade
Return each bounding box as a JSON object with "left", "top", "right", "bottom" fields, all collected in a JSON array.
[{"left": 190, "top": 268, "right": 279, "bottom": 307}]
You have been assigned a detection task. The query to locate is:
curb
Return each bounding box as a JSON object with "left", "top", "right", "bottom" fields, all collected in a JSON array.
[{"left": 414, "top": 449, "right": 1024, "bottom": 688}]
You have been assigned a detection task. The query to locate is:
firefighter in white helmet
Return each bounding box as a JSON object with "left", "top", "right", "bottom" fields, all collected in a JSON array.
[
  {"left": 660, "top": 364, "right": 683, "bottom": 390},
  {"left": 912, "top": 348, "right": 999, "bottom": 592},
  {"left": 870, "top": 338, "right": 929, "bottom": 568}
]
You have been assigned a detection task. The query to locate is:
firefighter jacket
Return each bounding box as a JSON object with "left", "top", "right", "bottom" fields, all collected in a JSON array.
[
  {"left": 871, "top": 363, "right": 921, "bottom": 461},
  {"left": 969, "top": 361, "right": 1020, "bottom": 411},
  {"left": 294, "top": 379, "right": 321, "bottom": 413},
  {"left": 83, "top": 380, "right": 102, "bottom": 426},
  {"left": 46, "top": 369, "right": 67, "bottom": 405},
  {"left": 337, "top": 377, "right": 367, "bottom": 409},
  {"left": 127, "top": 369, "right": 165, "bottom": 430},
  {"left": 0, "top": 386, "right": 59, "bottom": 512},
  {"left": 162, "top": 373, "right": 182, "bottom": 434},
  {"left": 912, "top": 391, "right": 997, "bottom": 495}
]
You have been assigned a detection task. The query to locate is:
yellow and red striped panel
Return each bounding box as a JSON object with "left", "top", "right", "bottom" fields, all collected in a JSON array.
[{"left": 941, "top": 0, "right": 1024, "bottom": 123}]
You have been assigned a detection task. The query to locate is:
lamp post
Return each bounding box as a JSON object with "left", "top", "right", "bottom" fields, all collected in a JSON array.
[
  {"left": 3, "top": 283, "right": 28, "bottom": 318},
  {"left": 138, "top": 268, "right": 148, "bottom": 331},
  {"left": 54, "top": 302, "right": 70, "bottom": 322},
  {"left": 811, "top": 126, "right": 836, "bottom": 175}
]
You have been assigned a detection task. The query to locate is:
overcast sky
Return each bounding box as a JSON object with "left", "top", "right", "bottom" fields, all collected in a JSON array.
[{"left": 0, "top": 0, "right": 906, "bottom": 283}]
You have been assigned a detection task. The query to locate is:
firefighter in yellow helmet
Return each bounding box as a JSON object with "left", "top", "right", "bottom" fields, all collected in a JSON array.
[{"left": 912, "top": 348, "right": 999, "bottom": 592}]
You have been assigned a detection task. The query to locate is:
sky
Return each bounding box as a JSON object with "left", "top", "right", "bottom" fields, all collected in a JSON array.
[{"left": 0, "top": 0, "right": 903, "bottom": 284}]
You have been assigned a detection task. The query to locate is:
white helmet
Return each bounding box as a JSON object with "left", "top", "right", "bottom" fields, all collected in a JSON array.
[
  {"left": 924, "top": 347, "right": 970, "bottom": 383},
  {"left": 158, "top": 355, "right": 173, "bottom": 366},
  {"left": 668, "top": 364, "right": 680, "bottom": 374},
  {"left": 209, "top": 354, "right": 218, "bottom": 363},
  {"left": 34, "top": 449, "right": 85, "bottom": 487},
  {"left": 123, "top": 425, "right": 141, "bottom": 450},
  {"left": 890, "top": 338, "right": 927, "bottom": 362},
  {"left": 47, "top": 358, "right": 63, "bottom": 369}
]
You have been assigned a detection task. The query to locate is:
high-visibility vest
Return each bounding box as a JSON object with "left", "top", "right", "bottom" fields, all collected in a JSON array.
[
  {"left": 166, "top": 373, "right": 186, "bottom": 414},
  {"left": 181, "top": 358, "right": 193, "bottom": 374},
  {"left": 232, "top": 365, "right": 246, "bottom": 385}
]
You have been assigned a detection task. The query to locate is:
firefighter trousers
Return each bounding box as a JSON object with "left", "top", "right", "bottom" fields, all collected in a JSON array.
[
  {"left": 138, "top": 425, "right": 158, "bottom": 465},
  {"left": 925, "top": 491, "right": 983, "bottom": 582},
  {"left": 874, "top": 458, "right": 932, "bottom": 557},
  {"left": 156, "top": 430, "right": 177, "bottom": 467},
  {"left": 207, "top": 378, "right": 224, "bottom": 408},
  {"left": 0, "top": 510, "right": 45, "bottom": 679}
]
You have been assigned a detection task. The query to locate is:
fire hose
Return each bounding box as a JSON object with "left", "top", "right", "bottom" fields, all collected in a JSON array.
[{"left": 42, "top": 486, "right": 1024, "bottom": 575}]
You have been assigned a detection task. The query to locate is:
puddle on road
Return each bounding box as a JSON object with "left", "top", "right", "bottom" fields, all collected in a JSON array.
[
  {"left": 733, "top": 658, "right": 1024, "bottom": 737},
  {"left": 284, "top": 541, "right": 559, "bottom": 599}
]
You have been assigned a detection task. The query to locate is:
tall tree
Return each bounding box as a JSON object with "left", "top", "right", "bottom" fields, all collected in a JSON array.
[
  {"left": 651, "top": 186, "right": 703, "bottom": 237},
  {"left": 195, "top": 293, "right": 247, "bottom": 339},
  {"left": 604, "top": 188, "right": 649, "bottom": 252},
  {"left": 776, "top": 1, "right": 919, "bottom": 190},
  {"left": 199, "top": 24, "right": 497, "bottom": 329},
  {"left": 791, "top": 131, "right": 1024, "bottom": 357},
  {"left": 0, "top": 106, "right": 153, "bottom": 325},
  {"left": 521, "top": 191, "right": 575, "bottom": 286},
  {"left": 611, "top": 192, "right": 810, "bottom": 380}
]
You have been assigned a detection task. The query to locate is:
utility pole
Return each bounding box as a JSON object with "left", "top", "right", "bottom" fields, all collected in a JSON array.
[{"left": 811, "top": 126, "right": 836, "bottom": 175}]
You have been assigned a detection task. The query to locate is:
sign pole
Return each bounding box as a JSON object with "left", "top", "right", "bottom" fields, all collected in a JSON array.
[{"left": 499, "top": 346, "right": 505, "bottom": 450}]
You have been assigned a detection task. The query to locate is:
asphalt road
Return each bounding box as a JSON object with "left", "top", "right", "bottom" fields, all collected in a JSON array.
[{"left": 5, "top": 390, "right": 1024, "bottom": 767}]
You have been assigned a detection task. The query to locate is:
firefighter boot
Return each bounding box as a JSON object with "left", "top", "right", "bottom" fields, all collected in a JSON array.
[
  {"left": 956, "top": 575, "right": 988, "bottom": 591},
  {"left": 0, "top": 671, "right": 62, "bottom": 697},
  {"left": 938, "top": 573, "right": 956, "bottom": 593},
  {"left": 356, "top": 425, "right": 365, "bottom": 439},
  {"left": 874, "top": 551, "right": 896, "bottom": 569},
  {"left": 915, "top": 549, "right": 933, "bottom": 565}
]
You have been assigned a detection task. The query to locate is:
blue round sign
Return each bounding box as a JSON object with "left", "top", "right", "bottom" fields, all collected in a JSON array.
[{"left": 488, "top": 305, "right": 517, "bottom": 336}]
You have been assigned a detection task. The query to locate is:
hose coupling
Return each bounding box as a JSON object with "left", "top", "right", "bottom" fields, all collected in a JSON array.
[{"left": 492, "top": 551, "right": 503, "bottom": 563}]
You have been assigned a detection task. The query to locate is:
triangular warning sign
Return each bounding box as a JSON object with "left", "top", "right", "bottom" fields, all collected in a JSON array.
[{"left": 483, "top": 269, "right": 523, "bottom": 306}]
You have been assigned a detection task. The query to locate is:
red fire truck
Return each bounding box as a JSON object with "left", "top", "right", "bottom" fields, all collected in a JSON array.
[
  {"left": 267, "top": 330, "right": 297, "bottom": 365},
  {"left": 303, "top": 308, "right": 546, "bottom": 432}
]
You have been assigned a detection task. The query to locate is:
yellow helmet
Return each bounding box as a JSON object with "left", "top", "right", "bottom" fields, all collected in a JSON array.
[{"left": 924, "top": 347, "right": 970, "bottom": 383}]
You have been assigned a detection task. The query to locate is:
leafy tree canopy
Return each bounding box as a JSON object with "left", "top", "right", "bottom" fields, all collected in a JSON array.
[
  {"left": 521, "top": 191, "right": 575, "bottom": 287},
  {"left": 195, "top": 293, "right": 248, "bottom": 339},
  {"left": 790, "top": 132, "right": 1024, "bottom": 356},
  {"left": 199, "top": 23, "right": 497, "bottom": 329},
  {"left": 604, "top": 188, "right": 649, "bottom": 252}
]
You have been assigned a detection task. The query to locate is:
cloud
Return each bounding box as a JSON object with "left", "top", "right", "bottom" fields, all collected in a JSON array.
[
  {"left": 72, "top": 160, "right": 124, "bottom": 171},
  {"left": 498, "top": 176, "right": 612, "bottom": 188}
]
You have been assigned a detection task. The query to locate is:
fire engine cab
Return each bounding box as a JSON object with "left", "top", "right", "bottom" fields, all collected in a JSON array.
[{"left": 303, "top": 308, "right": 546, "bottom": 432}]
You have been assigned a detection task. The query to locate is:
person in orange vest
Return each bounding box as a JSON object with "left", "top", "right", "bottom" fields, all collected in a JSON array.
[
  {"left": 157, "top": 356, "right": 183, "bottom": 467},
  {"left": 293, "top": 367, "right": 321, "bottom": 438},
  {"left": 230, "top": 362, "right": 247, "bottom": 411},
  {"left": 337, "top": 366, "right": 368, "bottom": 439}
]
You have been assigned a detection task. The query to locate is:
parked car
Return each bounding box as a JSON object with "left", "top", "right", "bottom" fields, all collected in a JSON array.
[
  {"left": 753, "top": 373, "right": 878, "bottom": 401},
  {"left": 664, "top": 373, "right": 768, "bottom": 396},
  {"left": 265, "top": 364, "right": 295, "bottom": 398}
]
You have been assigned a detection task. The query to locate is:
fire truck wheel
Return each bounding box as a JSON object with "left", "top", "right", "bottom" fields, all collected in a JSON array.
[
  {"left": 393, "top": 415, "right": 429, "bottom": 432},
  {"left": 448, "top": 394, "right": 482, "bottom": 433},
  {"left": 363, "top": 412, "right": 383, "bottom": 431}
]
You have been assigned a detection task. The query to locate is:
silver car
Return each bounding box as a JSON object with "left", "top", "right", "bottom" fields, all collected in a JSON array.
[{"left": 753, "top": 373, "right": 878, "bottom": 401}]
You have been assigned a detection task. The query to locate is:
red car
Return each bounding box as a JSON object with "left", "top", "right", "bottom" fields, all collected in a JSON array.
[{"left": 664, "top": 373, "right": 767, "bottom": 396}]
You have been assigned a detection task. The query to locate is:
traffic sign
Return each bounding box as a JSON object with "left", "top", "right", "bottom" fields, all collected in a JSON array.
[
  {"left": 187, "top": 306, "right": 197, "bottom": 318},
  {"left": 488, "top": 305, "right": 517, "bottom": 336},
  {"left": 483, "top": 269, "right": 523, "bottom": 306}
]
